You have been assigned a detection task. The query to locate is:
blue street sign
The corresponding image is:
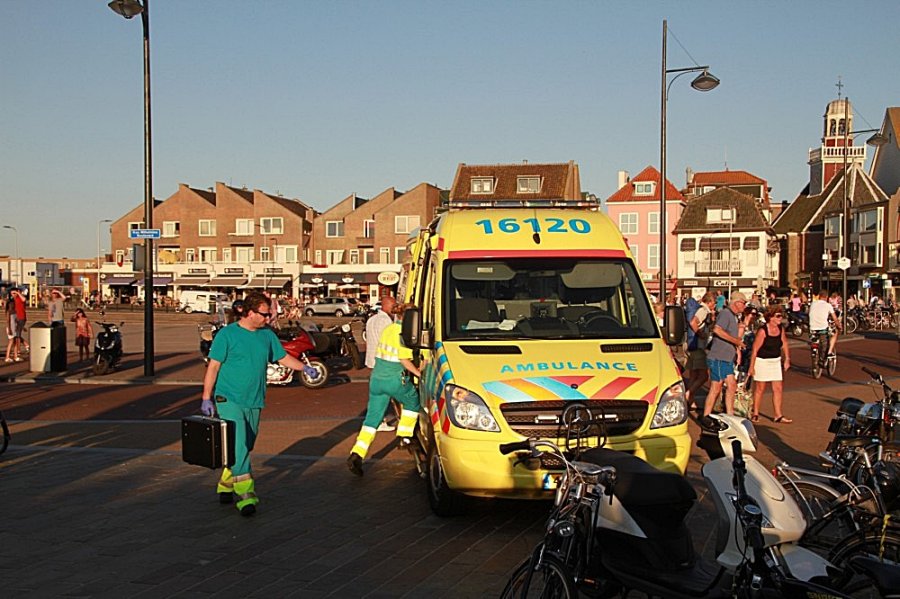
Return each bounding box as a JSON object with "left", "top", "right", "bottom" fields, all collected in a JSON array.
[{"left": 129, "top": 228, "right": 161, "bottom": 239}]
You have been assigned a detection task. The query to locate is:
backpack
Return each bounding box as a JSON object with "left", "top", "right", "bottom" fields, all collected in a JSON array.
[{"left": 685, "top": 298, "right": 711, "bottom": 351}]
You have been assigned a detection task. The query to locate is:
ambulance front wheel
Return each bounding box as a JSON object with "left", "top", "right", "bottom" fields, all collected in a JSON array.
[{"left": 426, "top": 447, "right": 466, "bottom": 517}]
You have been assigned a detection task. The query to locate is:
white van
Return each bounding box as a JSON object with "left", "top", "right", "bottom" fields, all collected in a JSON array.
[{"left": 178, "top": 291, "right": 229, "bottom": 314}]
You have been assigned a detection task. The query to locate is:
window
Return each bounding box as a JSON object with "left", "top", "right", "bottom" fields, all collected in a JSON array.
[
  {"left": 380, "top": 248, "right": 390, "bottom": 264},
  {"left": 128, "top": 221, "right": 143, "bottom": 232},
  {"left": 648, "top": 244, "right": 659, "bottom": 269},
  {"left": 363, "top": 249, "right": 375, "bottom": 264},
  {"left": 363, "top": 219, "right": 375, "bottom": 238},
  {"left": 619, "top": 213, "right": 638, "bottom": 234},
  {"left": 314, "top": 250, "right": 322, "bottom": 265},
  {"left": 395, "top": 215, "right": 420, "bottom": 235},
  {"left": 517, "top": 177, "right": 541, "bottom": 193},
  {"left": 222, "top": 248, "right": 232, "bottom": 263},
  {"left": 629, "top": 245, "right": 639, "bottom": 262},
  {"left": 259, "top": 217, "right": 283, "bottom": 234},
  {"left": 235, "top": 246, "right": 253, "bottom": 263},
  {"left": 162, "top": 221, "right": 180, "bottom": 237},
  {"left": 235, "top": 219, "right": 253, "bottom": 236},
  {"left": 648, "top": 211, "right": 659, "bottom": 234},
  {"left": 276, "top": 245, "right": 297, "bottom": 263},
  {"left": 471, "top": 177, "right": 494, "bottom": 194},
  {"left": 326, "top": 221, "right": 344, "bottom": 238},
  {"left": 634, "top": 182, "right": 655, "bottom": 196},
  {"left": 199, "top": 219, "right": 216, "bottom": 236},
  {"left": 825, "top": 216, "right": 841, "bottom": 237},
  {"left": 259, "top": 246, "right": 270, "bottom": 262},
  {"left": 706, "top": 208, "right": 736, "bottom": 224},
  {"left": 185, "top": 248, "right": 195, "bottom": 263},
  {"left": 395, "top": 246, "right": 405, "bottom": 263},
  {"left": 326, "top": 250, "right": 344, "bottom": 265},
  {"left": 199, "top": 248, "right": 216, "bottom": 262},
  {"left": 115, "top": 250, "right": 126, "bottom": 264},
  {"left": 349, "top": 249, "right": 360, "bottom": 264},
  {"left": 859, "top": 210, "right": 878, "bottom": 233}
]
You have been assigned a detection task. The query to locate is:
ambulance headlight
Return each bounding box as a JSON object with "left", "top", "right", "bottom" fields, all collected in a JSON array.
[
  {"left": 650, "top": 381, "right": 687, "bottom": 429},
  {"left": 444, "top": 384, "right": 500, "bottom": 432}
]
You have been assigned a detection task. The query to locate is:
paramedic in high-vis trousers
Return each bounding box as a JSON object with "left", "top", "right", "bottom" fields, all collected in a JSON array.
[
  {"left": 200, "top": 291, "right": 309, "bottom": 517},
  {"left": 347, "top": 302, "right": 421, "bottom": 477}
]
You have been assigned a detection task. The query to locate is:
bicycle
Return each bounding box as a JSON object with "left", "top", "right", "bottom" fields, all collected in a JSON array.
[
  {"left": 809, "top": 325, "right": 837, "bottom": 379},
  {"left": 0, "top": 408, "right": 10, "bottom": 455}
]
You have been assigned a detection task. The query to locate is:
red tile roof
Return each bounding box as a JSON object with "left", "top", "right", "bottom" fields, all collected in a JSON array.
[
  {"left": 605, "top": 165, "right": 684, "bottom": 203},
  {"left": 449, "top": 161, "right": 581, "bottom": 201},
  {"left": 690, "top": 170, "right": 766, "bottom": 186}
]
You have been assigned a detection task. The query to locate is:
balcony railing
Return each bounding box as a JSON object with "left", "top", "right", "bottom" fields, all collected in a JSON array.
[{"left": 695, "top": 259, "right": 743, "bottom": 275}]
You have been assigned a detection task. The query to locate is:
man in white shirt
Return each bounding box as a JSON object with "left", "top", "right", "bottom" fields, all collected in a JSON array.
[
  {"left": 365, "top": 295, "right": 397, "bottom": 431},
  {"left": 808, "top": 289, "right": 841, "bottom": 355}
]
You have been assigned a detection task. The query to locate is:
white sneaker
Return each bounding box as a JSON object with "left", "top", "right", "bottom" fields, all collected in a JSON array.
[{"left": 376, "top": 422, "right": 396, "bottom": 432}]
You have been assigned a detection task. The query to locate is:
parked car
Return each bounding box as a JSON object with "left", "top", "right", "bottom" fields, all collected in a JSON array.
[
  {"left": 178, "top": 291, "right": 229, "bottom": 314},
  {"left": 304, "top": 297, "right": 355, "bottom": 317}
]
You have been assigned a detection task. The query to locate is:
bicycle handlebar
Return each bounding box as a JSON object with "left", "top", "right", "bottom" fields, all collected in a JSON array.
[{"left": 499, "top": 439, "right": 533, "bottom": 455}]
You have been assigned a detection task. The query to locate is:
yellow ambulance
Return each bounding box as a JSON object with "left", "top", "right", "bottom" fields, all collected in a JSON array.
[{"left": 401, "top": 206, "right": 688, "bottom": 515}]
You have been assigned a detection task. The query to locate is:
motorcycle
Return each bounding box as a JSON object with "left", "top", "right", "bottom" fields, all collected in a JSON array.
[
  {"left": 821, "top": 366, "right": 900, "bottom": 493},
  {"left": 93, "top": 321, "right": 123, "bottom": 375},
  {"left": 500, "top": 413, "right": 895, "bottom": 598},
  {"left": 323, "top": 322, "right": 363, "bottom": 370},
  {"left": 785, "top": 310, "right": 809, "bottom": 337},
  {"left": 266, "top": 328, "right": 330, "bottom": 389},
  {"left": 198, "top": 321, "right": 225, "bottom": 364}
]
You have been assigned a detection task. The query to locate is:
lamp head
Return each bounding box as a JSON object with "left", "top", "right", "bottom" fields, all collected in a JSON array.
[
  {"left": 866, "top": 132, "right": 889, "bottom": 147},
  {"left": 690, "top": 69, "right": 720, "bottom": 92},
  {"left": 108, "top": 0, "right": 144, "bottom": 19}
]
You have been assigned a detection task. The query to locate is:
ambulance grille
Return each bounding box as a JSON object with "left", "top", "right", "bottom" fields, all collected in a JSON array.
[
  {"left": 460, "top": 345, "right": 522, "bottom": 354},
  {"left": 499, "top": 400, "right": 648, "bottom": 438},
  {"left": 599, "top": 343, "right": 653, "bottom": 353}
]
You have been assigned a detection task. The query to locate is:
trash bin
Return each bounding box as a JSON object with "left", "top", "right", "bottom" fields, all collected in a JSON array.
[{"left": 30, "top": 322, "right": 67, "bottom": 372}]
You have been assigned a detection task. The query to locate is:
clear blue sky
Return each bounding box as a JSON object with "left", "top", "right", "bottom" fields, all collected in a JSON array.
[{"left": 2, "top": 0, "right": 898, "bottom": 258}]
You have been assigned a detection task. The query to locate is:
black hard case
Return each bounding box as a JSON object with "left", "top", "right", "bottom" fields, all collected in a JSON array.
[{"left": 181, "top": 415, "right": 235, "bottom": 469}]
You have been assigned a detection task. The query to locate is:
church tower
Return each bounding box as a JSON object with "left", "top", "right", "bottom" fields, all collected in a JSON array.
[{"left": 807, "top": 97, "right": 867, "bottom": 195}]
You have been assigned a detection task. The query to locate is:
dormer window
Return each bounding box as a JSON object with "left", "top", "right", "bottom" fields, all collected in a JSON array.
[
  {"left": 517, "top": 176, "right": 542, "bottom": 193},
  {"left": 634, "top": 182, "right": 655, "bottom": 196},
  {"left": 471, "top": 177, "right": 494, "bottom": 194},
  {"left": 706, "top": 207, "right": 736, "bottom": 224}
]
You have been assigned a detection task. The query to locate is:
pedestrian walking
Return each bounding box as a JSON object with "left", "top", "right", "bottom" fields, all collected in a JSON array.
[
  {"left": 347, "top": 302, "right": 421, "bottom": 477},
  {"left": 702, "top": 292, "right": 747, "bottom": 424},
  {"left": 4, "top": 295, "right": 21, "bottom": 363},
  {"left": 72, "top": 308, "right": 93, "bottom": 362},
  {"left": 364, "top": 295, "right": 398, "bottom": 431},
  {"left": 749, "top": 306, "right": 792, "bottom": 423},
  {"left": 199, "top": 291, "right": 311, "bottom": 516},
  {"left": 10, "top": 288, "right": 29, "bottom": 354},
  {"left": 48, "top": 289, "right": 66, "bottom": 325},
  {"left": 684, "top": 292, "right": 715, "bottom": 410}
]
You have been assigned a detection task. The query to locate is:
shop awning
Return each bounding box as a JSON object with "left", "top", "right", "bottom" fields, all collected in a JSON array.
[
  {"left": 132, "top": 276, "right": 173, "bottom": 287},
  {"left": 103, "top": 275, "right": 137, "bottom": 286},
  {"left": 243, "top": 276, "right": 292, "bottom": 288},
  {"left": 205, "top": 276, "right": 247, "bottom": 287},
  {"left": 172, "top": 276, "right": 210, "bottom": 285}
]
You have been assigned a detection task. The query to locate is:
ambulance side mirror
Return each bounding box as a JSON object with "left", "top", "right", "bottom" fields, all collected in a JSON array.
[
  {"left": 664, "top": 305, "right": 685, "bottom": 346},
  {"left": 402, "top": 308, "right": 423, "bottom": 348}
]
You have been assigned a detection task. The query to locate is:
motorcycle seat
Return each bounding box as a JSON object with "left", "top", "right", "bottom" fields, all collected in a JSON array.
[
  {"left": 838, "top": 397, "right": 864, "bottom": 417},
  {"left": 579, "top": 448, "right": 696, "bottom": 508},
  {"left": 832, "top": 435, "right": 880, "bottom": 448}
]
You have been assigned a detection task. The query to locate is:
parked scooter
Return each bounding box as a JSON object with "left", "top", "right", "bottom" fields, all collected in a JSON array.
[
  {"left": 785, "top": 310, "right": 809, "bottom": 337},
  {"left": 501, "top": 413, "right": 895, "bottom": 598},
  {"left": 198, "top": 321, "right": 224, "bottom": 364},
  {"left": 266, "top": 328, "right": 330, "bottom": 389},
  {"left": 93, "top": 322, "right": 123, "bottom": 375}
]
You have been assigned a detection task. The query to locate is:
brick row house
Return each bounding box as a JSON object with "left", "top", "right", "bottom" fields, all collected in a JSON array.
[{"left": 869, "top": 107, "right": 900, "bottom": 297}]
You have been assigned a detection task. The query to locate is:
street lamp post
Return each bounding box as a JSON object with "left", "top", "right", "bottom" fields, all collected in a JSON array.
[
  {"left": 660, "top": 19, "right": 720, "bottom": 302},
  {"left": 109, "top": 0, "right": 155, "bottom": 376},
  {"left": 839, "top": 97, "right": 888, "bottom": 331},
  {"left": 97, "top": 219, "right": 113, "bottom": 300},
  {"left": 726, "top": 207, "right": 735, "bottom": 299},
  {"left": 2, "top": 225, "right": 18, "bottom": 286}
]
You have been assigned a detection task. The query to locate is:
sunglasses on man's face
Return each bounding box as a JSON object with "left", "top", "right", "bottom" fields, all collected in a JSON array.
[{"left": 253, "top": 309, "right": 272, "bottom": 318}]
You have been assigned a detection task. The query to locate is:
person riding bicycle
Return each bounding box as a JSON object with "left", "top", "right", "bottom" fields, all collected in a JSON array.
[{"left": 808, "top": 289, "right": 841, "bottom": 356}]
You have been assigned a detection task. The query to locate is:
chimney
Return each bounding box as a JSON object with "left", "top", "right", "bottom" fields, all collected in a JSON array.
[
  {"left": 617, "top": 170, "right": 630, "bottom": 189},
  {"left": 685, "top": 167, "right": 694, "bottom": 186}
]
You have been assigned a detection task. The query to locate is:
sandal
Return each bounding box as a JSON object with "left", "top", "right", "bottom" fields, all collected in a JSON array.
[
  {"left": 774, "top": 416, "right": 793, "bottom": 424},
  {"left": 750, "top": 414, "right": 759, "bottom": 422}
]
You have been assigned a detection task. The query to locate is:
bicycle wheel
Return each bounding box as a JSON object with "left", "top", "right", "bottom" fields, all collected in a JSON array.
[
  {"left": 828, "top": 529, "right": 900, "bottom": 592},
  {"left": 846, "top": 316, "right": 858, "bottom": 334},
  {"left": 501, "top": 554, "right": 576, "bottom": 599},
  {"left": 0, "top": 411, "right": 9, "bottom": 455},
  {"left": 782, "top": 479, "right": 856, "bottom": 553},
  {"left": 826, "top": 354, "right": 837, "bottom": 377},
  {"left": 811, "top": 348, "right": 822, "bottom": 379}
]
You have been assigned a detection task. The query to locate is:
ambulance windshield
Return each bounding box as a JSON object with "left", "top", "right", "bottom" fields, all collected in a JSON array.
[{"left": 444, "top": 258, "right": 658, "bottom": 339}]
